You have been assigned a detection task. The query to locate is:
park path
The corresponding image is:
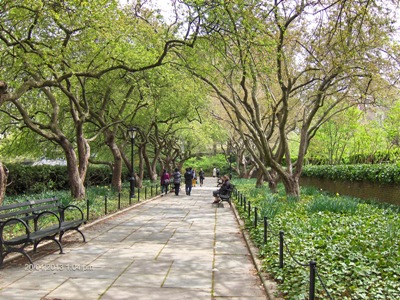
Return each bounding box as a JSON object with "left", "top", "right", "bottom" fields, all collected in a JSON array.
[{"left": 0, "top": 177, "right": 273, "bottom": 300}]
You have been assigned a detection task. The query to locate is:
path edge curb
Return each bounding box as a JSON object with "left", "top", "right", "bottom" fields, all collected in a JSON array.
[{"left": 231, "top": 202, "right": 282, "bottom": 300}]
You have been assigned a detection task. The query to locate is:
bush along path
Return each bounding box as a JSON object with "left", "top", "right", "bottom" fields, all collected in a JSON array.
[
  {"left": 232, "top": 179, "right": 400, "bottom": 299},
  {"left": 302, "top": 163, "right": 400, "bottom": 185}
]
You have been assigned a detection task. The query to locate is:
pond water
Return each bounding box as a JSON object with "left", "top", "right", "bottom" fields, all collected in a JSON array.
[{"left": 300, "top": 177, "right": 400, "bottom": 206}]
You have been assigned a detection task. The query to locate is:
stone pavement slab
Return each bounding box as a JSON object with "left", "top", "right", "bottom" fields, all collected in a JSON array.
[{"left": 0, "top": 177, "right": 272, "bottom": 300}]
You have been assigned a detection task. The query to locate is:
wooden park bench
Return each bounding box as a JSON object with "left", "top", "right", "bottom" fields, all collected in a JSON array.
[{"left": 0, "top": 197, "right": 86, "bottom": 266}]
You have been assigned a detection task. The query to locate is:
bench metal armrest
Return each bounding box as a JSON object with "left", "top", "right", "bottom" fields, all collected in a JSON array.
[
  {"left": 34, "top": 211, "right": 61, "bottom": 231},
  {"left": 60, "top": 204, "right": 85, "bottom": 221},
  {"left": 1, "top": 217, "right": 31, "bottom": 243}
]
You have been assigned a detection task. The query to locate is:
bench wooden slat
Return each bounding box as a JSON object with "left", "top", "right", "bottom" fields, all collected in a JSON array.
[
  {"left": 31, "top": 205, "right": 60, "bottom": 213},
  {"left": 0, "top": 208, "right": 37, "bottom": 220},
  {"left": 0, "top": 202, "right": 31, "bottom": 211},
  {"left": 28, "top": 197, "right": 59, "bottom": 205},
  {"left": 0, "top": 199, "right": 57, "bottom": 219}
]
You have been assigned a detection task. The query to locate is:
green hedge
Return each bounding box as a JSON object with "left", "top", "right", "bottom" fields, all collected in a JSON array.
[
  {"left": 302, "top": 164, "right": 400, "bottom": 184},
  {"left": 5, "top": 164, "right": 118, "bottom": 196},
  {"left": 184, "top": 153, "right": 230, "bottom": 177},
  {"left": 305, "top": 149, "right": 400, "bottom": 165}
]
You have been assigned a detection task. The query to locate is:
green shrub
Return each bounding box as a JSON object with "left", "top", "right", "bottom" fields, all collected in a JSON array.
[
  {"left": 306, "top": 148, "right": 400, "bottom": 165},
  {"left": 4, "top": 164, "right": 115, "bottom": 196},
  {"left": 184, "top": 154, "right": 229, "bottom": 176},
  {"left": 302, "top": 164, "right": 400, "bottom": 184}
]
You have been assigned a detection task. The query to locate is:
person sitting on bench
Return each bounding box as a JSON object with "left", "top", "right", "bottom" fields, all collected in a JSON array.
[{"left": 212, "top": 175, "right": 231, "bottom": 204}]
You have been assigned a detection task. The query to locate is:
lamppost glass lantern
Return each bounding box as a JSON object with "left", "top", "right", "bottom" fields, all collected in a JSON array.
[{"left": 128, "top": 127, "right": 137, "bottom": 199}]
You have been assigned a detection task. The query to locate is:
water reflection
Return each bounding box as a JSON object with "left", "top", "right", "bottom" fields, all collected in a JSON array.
[{"left": 300, "top": 177, "right": 400, "bottom": 206}]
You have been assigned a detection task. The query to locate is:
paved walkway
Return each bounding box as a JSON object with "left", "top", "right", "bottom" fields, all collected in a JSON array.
[{"left": 0, "top": 177, "right": 271, "bottom": 299}]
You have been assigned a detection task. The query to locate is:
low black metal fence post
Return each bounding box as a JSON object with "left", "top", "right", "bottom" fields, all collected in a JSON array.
[
  {"left": 264, "top": 217, "right": 268, "bottom": 243},
  {"left": 105, "top": 195, "right": 108, "bottom": 215},
  {"left": 145, "top": 187, "right": 147, "bottom": 199},
  {"left": 138, "top": 188, "right": 140, "bottom": 202},
  {"left": 254, "top": 207, "right": 258, "bottom": 227},
  {"left": 248, "top": 201, "right": 251, "bottom": 218},
  {"left": 129, "top": 192, "right": 132, "bottom": 205},
  {"left": 86, "top": 199, "right": 90, "bottom": 221},
  {"left": 279, "top": 231, "right": 284, "bottom": 268},
  {"left": 156, "top": 185, "right": 158, "bottom": 195},
  {"left": 118, "top": 192, "right": 121, "bottom": 210},
  {"left": 309, "top": 261, "right": 316, "bottom": 300},
  {"left": 151, "top": 186, "right": 153, "bottom": 197},
  {"left": 243, "top": 196, "right": 246, "bottom": 208}
]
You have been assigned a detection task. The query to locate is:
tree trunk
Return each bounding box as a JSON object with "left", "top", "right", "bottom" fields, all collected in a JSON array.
[
  {"left": 0, "top": 162, "right": 8, "bottom": 205},
  {"left": 136, "top": 144, "right": 144, "bottom": 188},
  {"left": 111, "top": 151, "right": 123, "bottom": 192},
  {"left": 0, "top": 81, "right": 7, "bottom": 107},
  {"left": 255, "top": 168, "right": 264, "bottom": 188},
  {"left": 105, "top": 134, "right": 123, "bottom": 192},
  {"left": 281, "top": 174, "right": 300, "bottom": 198},
  {"left": 266, "top": 169, "right": 279, "bottom": 194},
  {"left": 142, "top": 145, "right": 158, "bottom": 182},
  {"left": 62, "top": 140, "right": 86, "bottom": 200}
]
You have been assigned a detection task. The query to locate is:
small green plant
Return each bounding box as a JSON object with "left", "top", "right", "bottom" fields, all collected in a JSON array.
[
  {"left": 232, "top": 180, "right": 400, "bottom": 299},
  {"left": 258, "top": 194, "right": 282, "bottom": 220},
  {"left": 307, "top": 195, "right": 359, "bottom": 214}
]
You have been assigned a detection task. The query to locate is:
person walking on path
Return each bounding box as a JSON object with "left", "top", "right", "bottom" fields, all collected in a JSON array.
[
  {"left": 160, "top": 169, "right": 170, "bottom": 195},
  {"left": 199, "top": 168, "right": 205, "bottom": 186},
  {"left": 212, "top": 167, "right": 217, "bottom": 177},
  {"left": 172, "top": 168, "right": 182, "bottom": 195},
  {"left": 192, "top": 169, "right": 197, "bottom": 187},
  {"left": 184, "top": 167, "right": 193, "bottom": 195}
]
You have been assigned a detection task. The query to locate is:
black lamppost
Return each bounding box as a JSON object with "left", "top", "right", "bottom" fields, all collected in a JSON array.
[
  {"left": 229, "top": 148, "right": 233, "bottom": 179},
  {"left": 128, "top": 127, "right": 137, "bottom": 199}
]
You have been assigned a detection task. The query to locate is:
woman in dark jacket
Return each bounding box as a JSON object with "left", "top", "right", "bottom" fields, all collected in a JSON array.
[
  {"left": 172, "top": 168, "right": 182, "bottom": 196},
  {"left": 184, "top": 168, "right": 193, "bottom": 195},
  {"left": 199, "top": 168, "right": 205, "bottom": 186},
  {"left": 212, "top": 175, "right": 231, "bottom": 203}
]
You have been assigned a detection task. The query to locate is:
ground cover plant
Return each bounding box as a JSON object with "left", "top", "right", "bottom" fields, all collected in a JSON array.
[{"left": 233, "top": 179, "right": 400, "bottom": 299}]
